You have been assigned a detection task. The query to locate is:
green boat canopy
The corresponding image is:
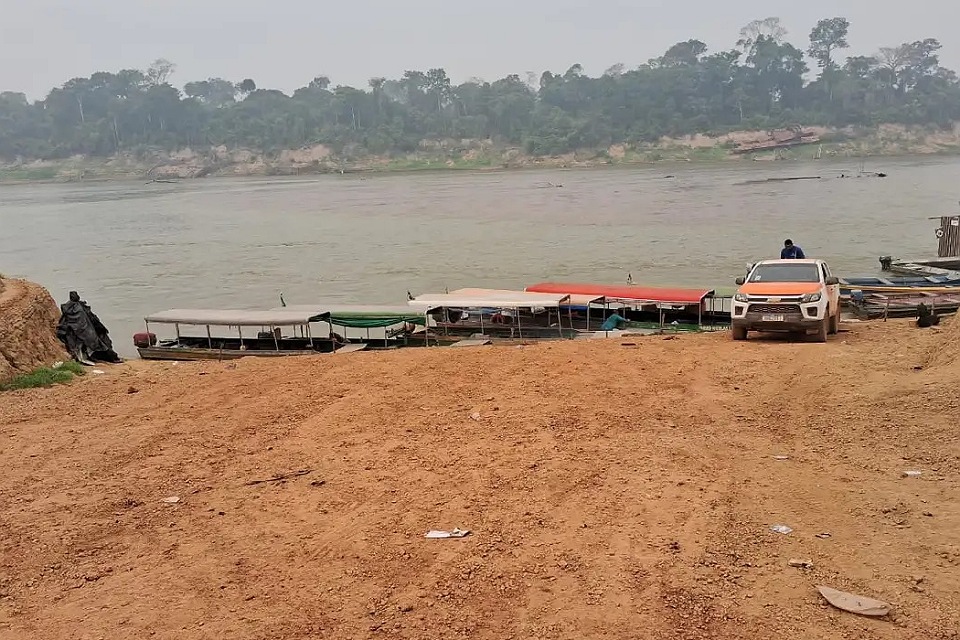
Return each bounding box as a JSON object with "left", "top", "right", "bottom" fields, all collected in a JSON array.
[{"left": 271, "top": 305, "right": 426, "bottom": 329}]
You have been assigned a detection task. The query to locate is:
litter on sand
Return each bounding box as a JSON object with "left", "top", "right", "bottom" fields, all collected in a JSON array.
[
  {"left": 161, "top": 496, "right": 181, "bottom": 504},
  {"left": 903, "top": 470, "right": 922, "bottom": 478},
  {"left": 815, "top": 532, "right": 832, "bottom": 539},
  {"left": 788, "top": 558, "right": 815, "bottom": 569},
  {"left": 773, "top": 455, "right": 790, "bottom": 461},
  {"left": 817, "top": 585, "right": 891, "bottom": 617},
  {"left": 770, "top": 524, "right": 793, "bottom": 535},
  {"left": 425, "top": 528, "right": 470, "bottom": 539},
  {"left": 91, "top": 369, "right": 105, "bottom": 375}
]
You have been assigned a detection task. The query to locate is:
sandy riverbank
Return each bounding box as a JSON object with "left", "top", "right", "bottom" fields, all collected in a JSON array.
[
  {"left": 2, "top": 319, "right": 960, "bottom": 638},
  {"left": 3, "top": 122, "right": 960, "bottom": 183}
]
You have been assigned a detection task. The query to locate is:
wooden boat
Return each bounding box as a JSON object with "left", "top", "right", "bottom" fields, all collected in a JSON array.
[
  {"left": 408, "top": 289, "right": 578, "bottom": 341},
  {"left": 730, "top": 125, "right": 820, "bottom": 155},
  {"left": 271, "top": 304, "right": 460, "bottom": 348},
  {"left": 137, "top": 306, "right": 467, "bottom": 361},
  {"left": 848, "top": 292, "right": 960, "bottom": 320},
  {"left": 136, "top": 309, "right": 336, "bottom": 361},
  {"left": 524, "top": 282, "right": 729, "bottom": 328}
]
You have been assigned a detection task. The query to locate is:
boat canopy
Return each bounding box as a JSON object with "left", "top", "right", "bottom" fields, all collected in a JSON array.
[
  {"left": 271, "top": 304, "right": 427, "bottom": 328},
  {"left": 449, "top": 288, "right": 603, "bottom": 307},
  {"left": 144, "top": 309, "right": 329, "bottom": 326},
  {"left": 410, "top": 289, "right": 570, "bottom": 311},
  {"left": 525, "top": 282, "right": 713, "bottom": 305}
]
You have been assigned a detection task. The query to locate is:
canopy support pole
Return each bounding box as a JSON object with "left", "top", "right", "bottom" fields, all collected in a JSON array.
[
  {"left": 272, "top": 326, "right": 280, "bottom": 351},
  {"left": 206, "top": 325, "right": 213, "bottom": 349},
  {"left": 238, "top": 325, "right": 243, "bottom": 347},
  {"left": 175, "top": 323, "right": 181, "bottom": 344}
]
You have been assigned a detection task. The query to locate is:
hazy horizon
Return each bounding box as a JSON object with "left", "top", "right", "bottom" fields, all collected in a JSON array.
[{"left": 3, "top": 0, "right": 958, "bottom": 99}]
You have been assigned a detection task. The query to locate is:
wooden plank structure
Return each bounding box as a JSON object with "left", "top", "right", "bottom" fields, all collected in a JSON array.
[{"left": 936, "top": 214, "right": 960, "bottom": 258}]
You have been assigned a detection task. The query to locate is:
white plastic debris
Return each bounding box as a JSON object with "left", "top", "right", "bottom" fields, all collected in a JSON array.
[
  {"left": 52, "top": 361, "right": 64, "bottom": 369},
  {"left": 161, "top": 496, "right": 181, "bottom": 504},
  {"left": 425, "top": 528, "right": 470, "bottom": 539},
  {"left": 770, "top": 524, "right": 793, "bottom": 535},
  {"left": 773, "top": 455, "right": 790, "bottom": 461},
  {"left": 817, "top": 585, "right": 890, "bottom": 617},
  {"left": 903, "top": 470, "right": 922, "bottom": 478},
  {"left": 91, "top": 369, "right": 105, "bottom": 375}
]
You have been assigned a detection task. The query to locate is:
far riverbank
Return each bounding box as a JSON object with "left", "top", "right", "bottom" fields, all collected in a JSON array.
[{"left": 3, "top": 122, "right": 960, "bottom": 184}]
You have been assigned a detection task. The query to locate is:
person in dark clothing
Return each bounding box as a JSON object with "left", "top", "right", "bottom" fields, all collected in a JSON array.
[
  {"left": 780, "top": 239, "right": 806, "bottom": 259},
  {"left": 917, "top": 302, "right": 941, "bottom": 328},
  {"left": 56, "top": 291, "right": 122, "bottom": 364}
]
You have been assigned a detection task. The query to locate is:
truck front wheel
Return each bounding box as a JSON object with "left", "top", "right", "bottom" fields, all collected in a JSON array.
[
  {"left": 732, "top": 325, "right": 748, "bottom": 341},
  {"left": 828, "top": 308, "right": 839, "bottom": 335},
  {"left": 815, "top": 317, "right": 828, "bottom": 343}
]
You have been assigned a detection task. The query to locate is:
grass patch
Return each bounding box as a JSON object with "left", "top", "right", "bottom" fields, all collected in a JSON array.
[
  {"left": 0, "top": 361, "right": 86, "bottom": 392},
  {"left": 0, "top": 166, "right": 60, "bottom": 182}
]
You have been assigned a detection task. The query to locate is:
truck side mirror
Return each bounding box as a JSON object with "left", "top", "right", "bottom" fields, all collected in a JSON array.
[
  {"left": 735, "top": 277, "right": 746, "bottom": 285},
  {"left": 825, "top": 276, "right": 839, "bottom": 285}
]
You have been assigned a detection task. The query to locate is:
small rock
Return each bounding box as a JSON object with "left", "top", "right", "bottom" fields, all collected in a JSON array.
[
  {"left": 127, "top": 386, "right": 139, "bottom": 394},
  {"left": 788, "top": 559, "right": 814, "bottom": 569}
]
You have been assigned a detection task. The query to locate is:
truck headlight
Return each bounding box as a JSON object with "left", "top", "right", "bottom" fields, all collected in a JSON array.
[
  {"left": 801, "top": 292, "right": 822, "bottom": 303},
  {"left": 734, "top": 293, "right": 749, "bottom": 303}
]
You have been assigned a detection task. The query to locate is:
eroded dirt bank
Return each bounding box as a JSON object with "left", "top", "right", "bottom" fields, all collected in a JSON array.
[
  {"left": 1, "top": 320, "right": 959, "bottom": 639},
  {"left": 0, "top": 277, "right": 66, "bottom": 381}
]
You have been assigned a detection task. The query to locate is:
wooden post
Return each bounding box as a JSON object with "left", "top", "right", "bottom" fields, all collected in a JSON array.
[{"left": 937, "top": 216, "right": 960, "bottom": 258}]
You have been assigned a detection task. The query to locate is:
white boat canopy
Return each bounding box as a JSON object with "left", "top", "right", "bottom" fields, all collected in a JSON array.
[
  {"left": 409, "top": 289, "right": 570, "bottom": 311},
  {"left": 446, "top": 288, "right": 605, "bottom": 307},
  {"left": 271, "top": 304, "right": 421, "bottom": 316},
  {"left": 143, "top": 309, "right": 329, "bottom": 326}
]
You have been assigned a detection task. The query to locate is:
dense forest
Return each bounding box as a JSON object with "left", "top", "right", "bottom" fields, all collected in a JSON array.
[{"left": 1, "top": 16, "right": 959, "bottom": 160}]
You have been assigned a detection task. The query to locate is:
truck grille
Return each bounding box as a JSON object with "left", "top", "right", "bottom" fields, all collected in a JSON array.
[{"left": 749, "top": 304, "right": 801, "bottom": 314}]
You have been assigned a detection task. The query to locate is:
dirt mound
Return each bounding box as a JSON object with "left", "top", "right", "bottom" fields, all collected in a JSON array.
[
  {"left": 0, "top": 276, "right": 67, "bottom": 381},
  {"left": 922, "top": 312, "right": 960, "bottom": 369}
]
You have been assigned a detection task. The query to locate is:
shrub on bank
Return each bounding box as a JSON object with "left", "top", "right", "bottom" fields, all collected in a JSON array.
[{"left": 0, "top": 361, "right": 86, "bottom": 391}]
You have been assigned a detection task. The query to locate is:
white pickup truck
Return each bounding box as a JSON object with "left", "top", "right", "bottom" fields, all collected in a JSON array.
[{"left": 731, "top": 259, "right": 841, "bottom": 342}]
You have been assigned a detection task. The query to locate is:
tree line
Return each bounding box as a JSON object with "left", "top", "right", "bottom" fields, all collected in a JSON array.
[{"left": 1, "top": 17, "right": 958, "bottom": 160}]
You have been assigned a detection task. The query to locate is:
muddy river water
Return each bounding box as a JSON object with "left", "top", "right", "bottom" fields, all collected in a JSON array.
[{"left": 1, "top": 157, "right": 957, "bottom": 355}]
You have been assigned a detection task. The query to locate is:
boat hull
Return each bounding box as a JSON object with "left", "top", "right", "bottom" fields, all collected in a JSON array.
[{"left": 137, "top": 346, "right": 322, "bottom": 361}]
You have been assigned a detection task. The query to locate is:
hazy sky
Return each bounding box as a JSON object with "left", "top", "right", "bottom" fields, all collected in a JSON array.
[{"left": 2, "top": 0, "right": 958, "bottom": 99}]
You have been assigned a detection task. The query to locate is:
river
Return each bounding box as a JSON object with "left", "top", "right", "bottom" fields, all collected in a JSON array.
[{"left": 1, "top": 157, "right": 956, "bottom": 356}]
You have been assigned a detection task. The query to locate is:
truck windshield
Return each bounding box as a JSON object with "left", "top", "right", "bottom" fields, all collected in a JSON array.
[{"left": 749, "top": 263, "right": 820, "bottom": 283}]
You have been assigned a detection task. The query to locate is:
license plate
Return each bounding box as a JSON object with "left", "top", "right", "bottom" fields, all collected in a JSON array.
[{"left": 762, "top": 314, "right": 785, "bottom": 322}]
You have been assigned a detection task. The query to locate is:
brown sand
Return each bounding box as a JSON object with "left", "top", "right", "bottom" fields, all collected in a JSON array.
[
  {"left": 1, "top": 321, "right": 959, "bottom": 639},
  {"left": 0, "top": 277, "right": 67, "bottom": 381}
]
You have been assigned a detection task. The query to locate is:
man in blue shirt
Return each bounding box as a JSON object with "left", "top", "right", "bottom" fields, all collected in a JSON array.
[{"left": 781, "top": 239, "right": 805, "bottom": 259}]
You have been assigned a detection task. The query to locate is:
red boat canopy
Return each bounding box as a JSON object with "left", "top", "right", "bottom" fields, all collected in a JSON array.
[{"left": 526, "top": 282, "right": 713, "bottom": 305}]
